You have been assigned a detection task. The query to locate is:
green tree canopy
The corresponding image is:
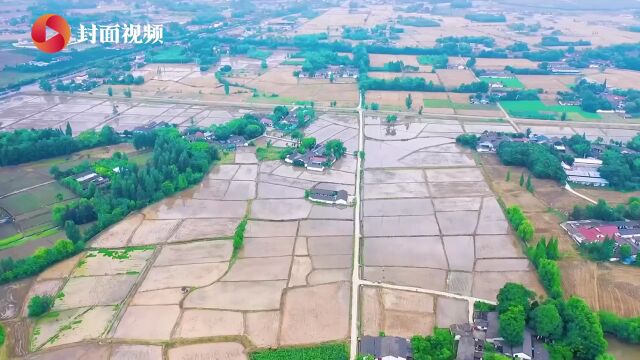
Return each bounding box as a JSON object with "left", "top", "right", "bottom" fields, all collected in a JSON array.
[
  {"left": 499, "top": 305, "right": 526, "bottom": 346},
  {"left": 497, "top": 282, "right": 535, "bottom": 315},
  {"left": 530, "top": 303, "right": 563, "bottom": 340}
]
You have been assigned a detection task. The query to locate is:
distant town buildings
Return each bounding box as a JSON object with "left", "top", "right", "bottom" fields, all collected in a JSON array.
[
  {"left": 562, "top": 220, "right": 640, "bottom": 259},
  {"left": 547, "top": 61, "right": 581, "bottom": 74},
  {"left": 298, "top": 65, "right": 359, "bottom": 80}
]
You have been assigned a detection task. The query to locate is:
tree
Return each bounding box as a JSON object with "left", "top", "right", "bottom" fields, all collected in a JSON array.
[
  {"left": 517, "top": 220, "right": 534, "bottom": 242},
  {"left": 563, "top": 297, "right": 607, "bottom": 360},
  {"left": 64, "top": 220, "right": 81, "bottom": 243},
  {"left": 370, "top": 103, "right": 379, "bottom": 110},
  {"left": 547, "top": 237, "right": 560, "bottom": 260},
  {"left": 532, "top": 238, "right": 547, "bottom": 267},
  {"left": 530, "top": 303, "right": 563, "bottom": 340},
  {"left": 496, "top": 282, "right": 535, "bottom": 314},
  {"left": 124, "top": 87, "right": 132, "bottom": 98},
  {"left": 466, "top": 57, "right": 477, "bottom": 68},
  {"left": 411, "top": 328, "right": 455, "bottom": 360},
  {"left": 224, "top": 83, "right": 230, "bottom": 95},
  {"left": 456, "top": 134, "right": 479, "bottom": 149},
  {"left": 290, "top": 130, "right": 304, "bottom": 145},
  {"left": 619, "top": 243, "right": 632, "bottom": 260},
  {"left": 561, "top": 112, "right": 567, "bottom": 121},
  {"left": 107, "top": 86, "right": 113, "bottom": 97},
  {"left": 300, "top": 137, "right": 317, "bottom": 152},
  {"left": 65, "top": 122, "right": 73, "bottom": 137},
  {"left": 405, "top": 93, "right": 413, "bottom": 109},
  {"left": 418, "top": 105, "right": 423, "bottom": 114},
  {"left": 538, "top": 259, "right": 564, "bottom": 299},
  {"left": 499, "top": 305, "right": 526, "bottom": 346},
  {"left": 243, "top": 124, "right": 263, "bottom": 139},
  {"left": 519, "top": 173, "right": 525, "bottom": 187},
  {"left": 526, "top": 174, "right": 533, "bottom": 192},
  {"left": 386, "top": 114, "right": 398, "bottom": 123},
  {"left": 261, "top": 59, "right": 267, "bottom": 69},
  {"left": 39, "top": 79, "right": 52, "bottom": 92},
  {"left": 506, "top": 170, "right": 511, "bottom": 181},
  {"left": 214, "top": 125, "right": 232, "bottom": 141},
  {"left": 325, "top": 139, "right": 347, "bottom": 159},
  {"left": 28, "top": 295, "right": 54, "bottom": 317},
  {"left": 55, "top": 193, "right": 63, "bottom": 202},
  {"left": 161, "top": 181, "right": 175, "bottom": 195}
]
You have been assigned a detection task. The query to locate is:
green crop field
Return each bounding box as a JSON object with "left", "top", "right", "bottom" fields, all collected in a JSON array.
[
  {"left": 417, "top": 55, "right": 448, "bottom": 68},
  {"left": 480, "top": 76, "right": 525, "bottom": 89},
  {"left": 0, "top": 183, "right": 76, "bottom": 216},
  {"left": 250, "top": 343, "right": 348, "bottom": 360},
  {"left": 500, "top": 100, "right": 601, "bottom": 121}
]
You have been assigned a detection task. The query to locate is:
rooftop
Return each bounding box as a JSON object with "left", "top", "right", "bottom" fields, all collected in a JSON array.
[{"left": 360, "top": 336, "right": 412, "bottom": 359}]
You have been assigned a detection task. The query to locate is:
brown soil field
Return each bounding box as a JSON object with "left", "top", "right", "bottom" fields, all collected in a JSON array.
[
  {"left": 366, "top": 91, "right": 453, "bottom": 113},
  {"left": 479, "top": 154, "right": 640, "bottom": 316},
  {"left": 436, "top": 69, "right": 478, "bottom": 90}
]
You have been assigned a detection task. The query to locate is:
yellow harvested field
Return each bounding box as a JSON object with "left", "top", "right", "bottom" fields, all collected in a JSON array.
[
  {"left": 516, "top": 75, "right": 575, "bottom": 93},
  {"left": 244, "top": 66, "right": 359, "bottom": 107},
  {"left": 436, "top": 69, "right": 477, "bottom": 90},
  {"left": 422, "top": 92, "right": 451, "bottom": 100},
  {"left": 475, "top": 58, "right": 539, "bottom": 70},
  {"left": 582, "top": 68, "right": 640, "bottom": 90},
  {"left": 294, "top": 6, "right": 393, "bottom": 35},
  {"left": 369, "top": 54, "right": 423, "bottom": 68}
]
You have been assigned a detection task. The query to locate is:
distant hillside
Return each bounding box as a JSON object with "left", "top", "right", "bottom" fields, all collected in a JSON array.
[{"left": 493, "top": 0, "right": 640, "bottom": 11}]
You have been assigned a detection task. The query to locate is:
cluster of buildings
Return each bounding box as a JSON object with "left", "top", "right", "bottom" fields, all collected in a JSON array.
[
  {"left": 74, "top": 171, "right": 111, "bottom": 189},
  {"left": 547, "top": 61, "right": 582, "bottom": 75},
  {"left": 562, "top": 158, "right": 608, "bottom": 187},
  {"left": 298, "top": 65, "right": 359, "bottom": 80},
  {"left": 474, "top": 130, "right": 620, "bottom": 187},
  {"left": 356, "top": 309, "right": 550, "bottom": 360},
  {"left": 184, "top": 131, "right": 249, "bottom": 150},
  {"left": 562, "top": 220, "right": 640, "bottom": 259},
  {"left": 453, "top": 311, "right": 549, "bottom": 360},
  {"left": 285, "top": 143, "right": 332, "bottom": 172},
  {"left": 475, "top": 131, "right": 529, "bottom": 153}
]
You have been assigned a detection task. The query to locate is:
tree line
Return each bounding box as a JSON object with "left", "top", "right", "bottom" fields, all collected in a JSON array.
[
  {"left": 0, "top": 126, "right": 120, "bottom": 167},
  {"left": 495, "top": 282, "right": 607, "bottom": 360},
  {"left": 497, "top": 141, "right": 567, "bottom": 182},
  {"left": 0, "top": 128, "right": 218, "bottom": 284},
  {"left": 358, "top": 75, "right": 445, "bottom": 92}
]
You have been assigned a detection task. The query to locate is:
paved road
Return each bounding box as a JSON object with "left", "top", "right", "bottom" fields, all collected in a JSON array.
[
  {"left": 349, "top": 92, "right": 365, "bottom": 360},
  {"left": 498, "top": 102, "right": 521, "bottom": 133},
  {"left": 565, "top": 183, "right": 597, "bottom": 204}
]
